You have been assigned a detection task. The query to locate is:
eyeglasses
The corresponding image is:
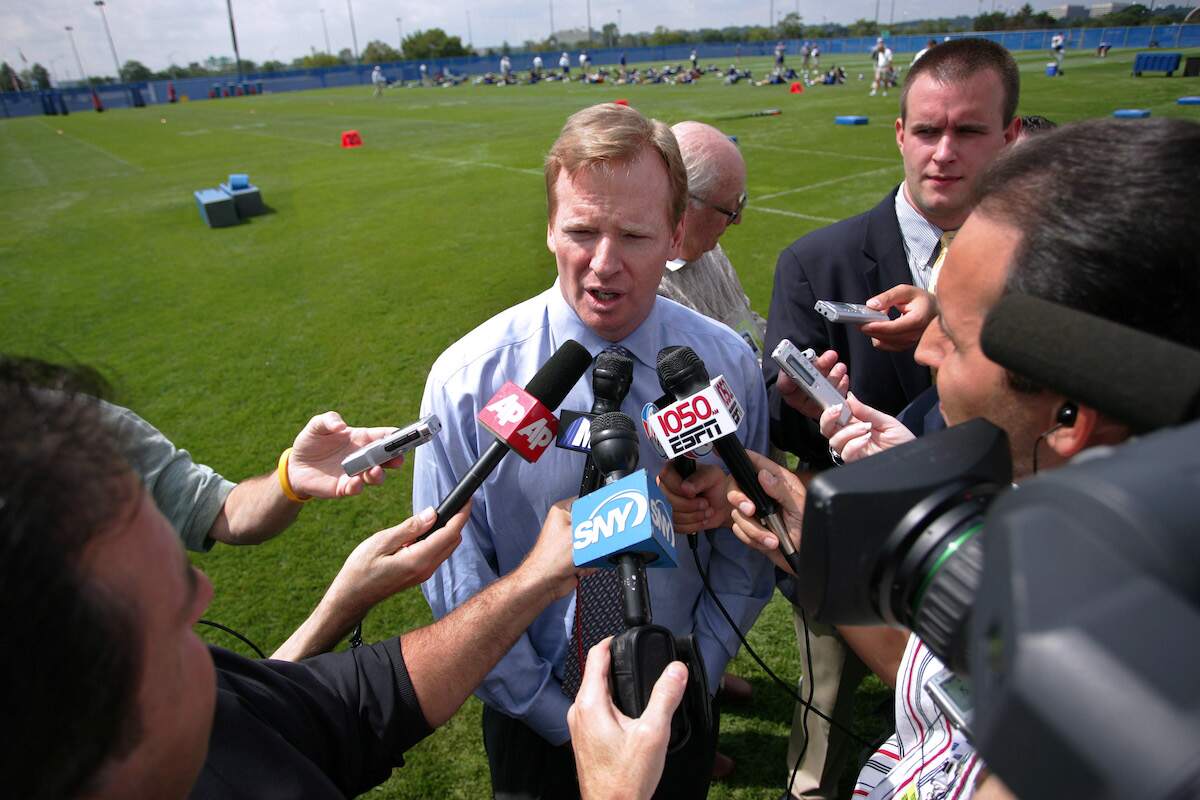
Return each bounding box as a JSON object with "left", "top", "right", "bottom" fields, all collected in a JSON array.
[{"left": 689, "top": 191, "right": 748, "bottom": 224}]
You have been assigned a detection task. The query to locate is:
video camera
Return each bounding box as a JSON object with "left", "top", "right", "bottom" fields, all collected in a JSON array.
[{"left": 788, "top": 296, "right": 1200, "bottom": 800}]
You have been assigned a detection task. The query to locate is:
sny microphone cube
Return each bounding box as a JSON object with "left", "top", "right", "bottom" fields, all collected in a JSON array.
[
  {"left": 572, "top": 471, "right": 678, "bottom": 569},
  {"left": 478, "top": 381, "right": 559, "bottom": 462}
]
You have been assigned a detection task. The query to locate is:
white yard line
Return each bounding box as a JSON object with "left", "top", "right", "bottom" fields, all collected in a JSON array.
[
  {"left": 755, "top": 165, "right": 898, "bottom": 201},
  {"left": 37, "top": 121, "right": 141, "bottom": 172},
  {"left": 749, "top": 206, "right": 838, "bottom": 223},
  {"left": 411, "top": 153, "right": 542, "bottom": 177},
  {"left": 741, "top": 141, "right": 896, "bottom": 164}
]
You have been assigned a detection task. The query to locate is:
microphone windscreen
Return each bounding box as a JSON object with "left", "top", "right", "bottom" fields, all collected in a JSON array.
[
  {"left": 656, "top": 346, "right": 710, "bottom": 396},
  {"left": 981, "top": 294, "right": 1200, "bottom": 432},
  {"left": 590, "top": 411, "right": 640, "bottom": 477},
  {"left": 525, "top": 340, "right": 592, "bottom": 410}
]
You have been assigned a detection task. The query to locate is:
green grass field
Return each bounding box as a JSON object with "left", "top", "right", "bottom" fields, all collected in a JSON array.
[{"left": 2, "top": 45, "right": 1197, "bottom": 799}]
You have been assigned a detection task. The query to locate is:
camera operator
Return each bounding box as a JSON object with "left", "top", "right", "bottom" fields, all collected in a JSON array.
[
  {"left": 0, "top": 380, "right": 589, "bottom": 800},
  {"left": 728, "top": 117, "right": 1200, "bottom": 799}
]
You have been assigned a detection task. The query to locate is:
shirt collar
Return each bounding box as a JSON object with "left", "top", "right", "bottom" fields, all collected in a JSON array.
[
  {"left": 894, "top": 184, "right": 946, "bottom": 268},
  {"left": 545, "top": 279, "right": 668, "bottom": 372}
]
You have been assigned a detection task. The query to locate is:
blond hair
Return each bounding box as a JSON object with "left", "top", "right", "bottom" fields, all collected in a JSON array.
[{"left": 545, "top": 103, "right": 688, "bottom": 225}]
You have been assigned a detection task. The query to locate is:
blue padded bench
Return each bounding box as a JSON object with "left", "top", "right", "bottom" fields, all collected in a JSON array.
[
  {"left": 1113, "top": 109, "right": 1151, "bottom": 118},
  {"left": 1179, "top": 97, "right": 1200, "bottom": 106},
  {"left": 194, "top": 188, "right": 238, "bottom": 228},
  {"left": 219, "top": 181, "right": 265, "bottom": 218},
  {"left": 835, "top": 115, "right": 869, "bottom": 125},
  {"left": 1132, "top": 52, "right": 1182, "bottom": 77}
]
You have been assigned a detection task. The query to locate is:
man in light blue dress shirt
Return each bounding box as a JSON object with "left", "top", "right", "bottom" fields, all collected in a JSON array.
[{"left": 413, "top": 103, "right": 774, "bottom": 798}]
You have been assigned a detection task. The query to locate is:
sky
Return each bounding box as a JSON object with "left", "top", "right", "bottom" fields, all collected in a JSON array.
[{"left": 3, "top": 0, "right": 1101, "bottom": 79}]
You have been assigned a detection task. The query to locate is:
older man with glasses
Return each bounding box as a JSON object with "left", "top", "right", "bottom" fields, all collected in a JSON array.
[{"left": 657, "top": 121, "right": 762, "bottom": 359}]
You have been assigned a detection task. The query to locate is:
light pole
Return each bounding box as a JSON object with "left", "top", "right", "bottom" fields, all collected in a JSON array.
[
  {"left": 396, "top": 17, "right": 403, "bottom": 51},
  {"left": 93, "top": 1, "right": 123, "bottom": 82},
  {"left": 466, "top": 9, "right": 473, "bottom": 46},
  {"left": 224, "top": 0, "right": 244, "bottom": 82},
  {"left": 320, "top": 8, "right": 331, "bottom": 53},
  {"left": 889, "top": 0, "right": 896, "bottom": 26},
  {"left": 586, "top": 0, "right": 593, "bottom": 43},
  {"left": 549, "top": 0, "right": 555, "bottom": 38},
  {"left": 346, "top": 0, "right": 360, "bottom": 62},
  {"left": 617, "top": 7, "right": 622, "bottom": 35},
  {"left": 65, "top": 25, "right": 88, "bottom": 84}
]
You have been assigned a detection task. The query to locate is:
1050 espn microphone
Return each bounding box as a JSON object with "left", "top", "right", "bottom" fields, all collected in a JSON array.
[
  {"left": 578, "top": 348, "right": 635, "bottom": 497},
  {"left": 655, "top": 346, "right": 804, "bottom": 576},
  {"left": 425, "top": 339, "right": 592, "bottom": 537}
]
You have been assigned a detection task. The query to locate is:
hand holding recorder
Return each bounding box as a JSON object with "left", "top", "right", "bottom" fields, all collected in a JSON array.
[
  {"left": 819, "top": 393, "right": 915, "bottom": 464},
  {"left": 288, "top": 411, "right": 416, "bottom": 499},
  {"left": 773, "top": 345, "right": 850, "bottom": 421}
]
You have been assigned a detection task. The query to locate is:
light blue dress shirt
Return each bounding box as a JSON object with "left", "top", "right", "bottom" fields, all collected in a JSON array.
[{"left": 414, "top": 281, "right": 775, "bottom": 745}]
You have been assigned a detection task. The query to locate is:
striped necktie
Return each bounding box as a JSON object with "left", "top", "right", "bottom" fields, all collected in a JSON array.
[
  {"left": 928, "top": 230, "right": 957, "bottom": 295},
  {"left": 561, "top": 570, "right": 627, "bottom": 697}
]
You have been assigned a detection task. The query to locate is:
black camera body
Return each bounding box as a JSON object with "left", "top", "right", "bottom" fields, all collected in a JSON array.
[
  {"left": 609, "top": 626, "right": 711, "bottom": 754},
  {"left": 796, "top": 416, "right": 1200, "bottom": 800}
]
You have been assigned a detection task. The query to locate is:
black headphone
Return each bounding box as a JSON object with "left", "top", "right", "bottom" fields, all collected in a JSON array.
[
  {"left": 1056, "top": 402, "right": 1078, "bottom": 429},
  {"left": 1033, "top": 402, "right": 1078, "bottom": 473}
]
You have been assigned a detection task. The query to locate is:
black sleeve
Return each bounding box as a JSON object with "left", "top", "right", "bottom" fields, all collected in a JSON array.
[
  {"left": 202, "top": 640, "right": 433, "bottom": 798},
  {"left": 763, "top": 244, "right": 836, "bottom": 468}
]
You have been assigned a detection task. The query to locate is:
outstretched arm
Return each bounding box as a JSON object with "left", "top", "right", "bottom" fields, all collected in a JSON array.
[{"left": 210, "top": 411, "right": 405, "bottom": 545}]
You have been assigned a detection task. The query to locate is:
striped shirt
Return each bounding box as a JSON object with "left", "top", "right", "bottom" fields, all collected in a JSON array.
[
  {"left": 853, "top": 635, "right": 985, "bottom": 800},
  {"left": 893, "top": 186, "right": 948, "bottom": 291}
]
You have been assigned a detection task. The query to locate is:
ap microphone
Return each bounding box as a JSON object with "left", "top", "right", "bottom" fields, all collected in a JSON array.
[
  {"left": 428, "top": 339, "right": 592, "bottom": 535},
  {"left": 656, "top": 346, "right": 804, "bottom": 576},
  {"left": 572, "top": 412, "right": 678, "bottom": 626},
  {"left": 578, "top": 348, "right": 635, "bottom": 497},
  {"left": 981, "top": 294, "right": 1200, "bottom": 434}
]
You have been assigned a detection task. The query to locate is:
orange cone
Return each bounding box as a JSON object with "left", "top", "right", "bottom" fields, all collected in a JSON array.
[
  {"left": 789, "top": 81, "right": 804, "bottom": 94},
  {"left": 341, "top": 130, "right": 363, "bottom": 148}
]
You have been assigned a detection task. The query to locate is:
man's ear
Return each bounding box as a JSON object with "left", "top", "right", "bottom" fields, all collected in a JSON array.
[
  {"left": 1003, "top": 114, "right": 1022, "bottom": 146},
  {"left": 546, "top": 222, "right": 556, "bottom": 254},
  {"left": 667, "top": 215, "right": 685, "bottom": 260},
  {"left": 1044, "top": 404, "right": 1126, "bottom": 460},
  {"left": 895, "top": 115, "right": 905, "bottom": 153}
]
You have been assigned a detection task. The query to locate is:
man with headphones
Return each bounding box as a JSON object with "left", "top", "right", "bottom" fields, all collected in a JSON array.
[{"left": 724, "top": 117, "right": 1200, "bottom": 800}]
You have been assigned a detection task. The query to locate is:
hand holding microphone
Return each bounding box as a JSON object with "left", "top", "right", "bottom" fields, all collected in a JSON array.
[
  {"left": 655, "top": 346, "right": 805, "bottom": 576},
  {"left": 568, "top": 637, "right": 688, "bottom": 800},
  {"left": 725, "top": 452, "right": 808, "bottom": 576}
]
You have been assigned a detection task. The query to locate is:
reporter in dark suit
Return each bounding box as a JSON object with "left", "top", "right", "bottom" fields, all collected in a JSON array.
[{"left": 761, "top": 38, "right": 1022, "bottom": 800}]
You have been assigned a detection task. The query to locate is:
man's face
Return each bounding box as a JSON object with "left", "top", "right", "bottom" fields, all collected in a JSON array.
[
  {"left": 915, "top": 212, "right": 1057, "bottom": 477},
  {"left": 83, "top": 486, "right": 216, "bottom": 799},
  {"left": 896, "top": 70, "right": 1019, "bottom": 230},
  {"left": 679, "top": 163, "right": 746, "bottom": 262},
  {"left": 548, "top": 147, "right": 683, "bottom": 341}
]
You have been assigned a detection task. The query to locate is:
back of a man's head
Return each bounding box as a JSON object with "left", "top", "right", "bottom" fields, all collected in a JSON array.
[
  {"left": 671, "top": 121, "right": 745, "bottom": 206},
  {"left": 901, "top": 38, "right": 1020, "bottom": 125},
  {"left": 976, "top": 117, "right": 1200, "bottom": 361},
  {"left": 544, "top": 102, "right": 688, "bottom": 225},
  {"left": 0, "top": 375, "right": 142, "bottom": 799}
]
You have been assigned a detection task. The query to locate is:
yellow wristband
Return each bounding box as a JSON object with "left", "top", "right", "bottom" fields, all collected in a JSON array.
[{"left": 277, "top": 447, "right": 311, "bottom": 503}]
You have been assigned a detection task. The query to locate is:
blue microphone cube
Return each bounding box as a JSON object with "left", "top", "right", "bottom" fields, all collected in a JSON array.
[{"left": 572, "top": 471, "right": 678, "bottom": 569}]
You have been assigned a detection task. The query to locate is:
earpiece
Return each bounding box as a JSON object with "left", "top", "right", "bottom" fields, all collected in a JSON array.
[{"left": 1056, "top": 402, "right": 1078, "bottom": 428}]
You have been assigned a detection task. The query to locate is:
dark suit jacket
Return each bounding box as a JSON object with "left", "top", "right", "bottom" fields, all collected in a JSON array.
[{"left": 763, "top": 187, "right": 933, "bottom": 465}]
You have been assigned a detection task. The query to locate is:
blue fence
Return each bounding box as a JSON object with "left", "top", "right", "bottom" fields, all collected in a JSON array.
[{"left": 3, "top": 23, "right": 1198, "bottom": 118}]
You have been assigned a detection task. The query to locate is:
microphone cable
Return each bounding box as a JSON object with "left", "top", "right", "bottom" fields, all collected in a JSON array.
[
  {"left": 198, "top": 618, "right": 266, "bottom": 659},
  {"left": 687, "top": 535, "right": 872, "bottom": 747}
]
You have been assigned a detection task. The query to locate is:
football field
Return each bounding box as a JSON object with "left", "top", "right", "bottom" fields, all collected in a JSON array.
[{"left": 2, "top": 45, "right": 1197, "bottom": 798}]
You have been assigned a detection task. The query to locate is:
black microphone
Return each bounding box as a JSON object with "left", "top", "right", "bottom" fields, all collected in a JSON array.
[
  {"left": 590, "top": 411, "right": 655, "bottom": 627},
  {"left": 981, "top": 294, "right": 1200, "bottom": 434},
  {"left": 656, "top": 345, "right": 697, "bottom": 483},
  {"left": 579, "top": 348, "right": 635, "bottom": 497},
  {"left": 656, "top": 346, "right": 804, "bottom": 576},
  {"left": 428, "top": 339, "right": 592, "bottom": 535}
]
